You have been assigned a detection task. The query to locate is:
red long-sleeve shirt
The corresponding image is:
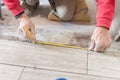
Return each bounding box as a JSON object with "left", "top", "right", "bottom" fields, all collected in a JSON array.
[
  {"left": 3, "top": 0, "right": 23, "bottom": 16},
  {"left": 96, "top": 0, "right": 115, "bottom": 29},
  {"left": 3, "top": 0, "right": 115, "bottom": 29}
]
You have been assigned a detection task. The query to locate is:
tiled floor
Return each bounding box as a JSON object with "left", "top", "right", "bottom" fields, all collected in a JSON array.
[
  {"left": 0, "top": 39, "right": 120, "bottom": 80},
  {"left": 88, "top": 51, "right": 120, "bottom": 79},
  {"left": 0, "top": 64, "right": 23, "bottom": 80}
]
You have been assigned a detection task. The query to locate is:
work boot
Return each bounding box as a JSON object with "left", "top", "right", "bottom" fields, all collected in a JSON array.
[
  {"left": 73, "top": 0, "right": 90, "bottom": 22},
  {"left": 48, "top": 0, "right": 61, "bottom": 21},
  {"left": 21, "top": 0, "right": 39, "bottom": 16},
  {"left": 48, "top": 11, "right": 61, "bottom": 21}
]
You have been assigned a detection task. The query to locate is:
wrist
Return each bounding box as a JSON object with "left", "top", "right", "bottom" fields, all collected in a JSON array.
[
  {"left": 97, "top": 26, "right": 109, "bottom": 31},
  {"left": 15, "top": 11, "right": 25, "bottom": 19},
  {"left": 17, "top": 13, "right": 29, "bottom": 22}
]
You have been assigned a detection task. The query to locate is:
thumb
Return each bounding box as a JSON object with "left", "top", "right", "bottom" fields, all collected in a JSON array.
[
  {"left": 89, "top": 40, "right": 95, "bottom": 51},
  {"left": 18, "top": 26, "right": 28, "bottom": 41}
]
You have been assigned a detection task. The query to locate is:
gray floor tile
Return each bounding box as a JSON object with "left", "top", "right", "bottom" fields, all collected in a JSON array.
[
  {"left": 0, "top": 64, "right": 23, "bottom": 80},
  {"left": 88, "top": 50, "right": 120, "bottom": 79},
  {"left": 20, "top": 68, "right": 118, "bottom": 80},
  {"left": 0, "top": 39, "right": 87, "bottom": 74}
]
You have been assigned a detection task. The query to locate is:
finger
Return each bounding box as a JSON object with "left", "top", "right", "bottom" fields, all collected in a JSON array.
[
  {"left": 29, "top": 27, "right": 36, "bottom": 40},
  {"left": 102, "top": 43, "right": 111, "bottom": 52},
  {"left": 98, "top": 41, "right": 111, "bottom": 52},
  {"left": 18, "top": 27, "right": 26, "bottom": 38},
  {"left": 18, "top": 28, "right": 27, "bottom": 41},
  {"left": 102, "top": 47, "right": 107, "bottom": 52},
  {"left": 107, "top": 42, "right": 112, "bottom": 48},
  {"left": 31, "top": 32, "right": 36, "bottom": 40},
  {"left": 89, "top": 40, "right": 95, "bottom": 51},
  {"left": 99, "top": 42, "right": 107, "bottom": 51},
  {"left": 18, "top": 29, "right": 23, "bottom": 36},
  {"left": 31, "top": 27, "right": 36, "bottom": 35},
  {"left": 100, "top": 46, "right": 106, "bottom": 52},
  {"left": 94, "top": 42, "right": 102, "bottom": 52}
]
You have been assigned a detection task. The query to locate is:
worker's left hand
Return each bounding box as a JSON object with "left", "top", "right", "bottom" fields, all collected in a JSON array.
[
  {"left": 17, "top": 13, "right": 36, "bottom": 41},
  {"left": 89, "top": 27, "right": 112, "bottom": 52}
]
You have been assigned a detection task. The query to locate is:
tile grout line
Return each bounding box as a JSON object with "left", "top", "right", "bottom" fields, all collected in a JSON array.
[
  {"left": 0, "top": 62, "right": 88, "bottom": 75},
  {"left": 0, "top": 62, "right": 28, "bottom": 68},
  {"left": 18, "top": 66, "right": 25, "bottom": 80},
  {"left": 0, "top": 62, "right": 119, "bottom": 79},
  {"left": 87, "top": 74, "right": 120, "bottom": 80},
  {"left": 86, "top": 50, "right": 89, "bottom": 75},
  {"left": 85, "top": 51, "right": 120, "bottom": 80}
]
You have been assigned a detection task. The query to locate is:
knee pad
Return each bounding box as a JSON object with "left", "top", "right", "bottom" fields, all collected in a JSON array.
[{"left": 25, "top": 0, "right": 39, "bottom": 6}]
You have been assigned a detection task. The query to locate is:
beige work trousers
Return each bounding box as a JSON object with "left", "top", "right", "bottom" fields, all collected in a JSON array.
[
  {"left": 48, "top": 0, "right": 90, "bottom": 22},
  {"left": 24, "top": 0, "right": 90, "bottom": 22}
]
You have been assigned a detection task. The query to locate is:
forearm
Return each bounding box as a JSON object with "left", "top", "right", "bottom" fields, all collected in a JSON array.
[
  {"left": 3, "top": 0, "right": 24, "bottom": 16},
  {"left": 96, "top": 0, "right": 115, "bottom": 29}
]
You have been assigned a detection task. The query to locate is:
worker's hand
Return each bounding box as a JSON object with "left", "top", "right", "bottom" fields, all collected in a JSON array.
[
  {"left": 17, "top": 13, "right": 36, "bottom": 41},
  {"left": 89, "top": 27, "right": 112, "bottom": 52}
]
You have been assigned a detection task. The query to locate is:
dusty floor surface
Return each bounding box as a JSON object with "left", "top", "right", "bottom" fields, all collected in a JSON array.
[{"left": 0, "top": 0, "right": 95, "bottom": 47}]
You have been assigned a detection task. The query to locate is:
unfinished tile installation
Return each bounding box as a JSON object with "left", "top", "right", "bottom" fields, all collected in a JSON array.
[{"left": 0, "top": 0, "right": 120, "bottom": 80}]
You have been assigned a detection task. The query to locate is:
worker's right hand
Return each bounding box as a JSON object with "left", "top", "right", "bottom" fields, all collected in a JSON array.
[
  {"left": 89, "top": 27, "right": 112, "bottom": 52},
  {"left": 17, "top": 13, "right": 36, "bottom": 41}
]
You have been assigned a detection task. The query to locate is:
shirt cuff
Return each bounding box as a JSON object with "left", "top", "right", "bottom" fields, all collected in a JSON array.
[
  {"left": 96, "top": 18, "right": 112, "bottom": 30},
  {"left": 10, "top": 6, "right": 24, "bottom": 16},
  {"left": 15, "top": 11, "right": 24, "bottom": 19}
]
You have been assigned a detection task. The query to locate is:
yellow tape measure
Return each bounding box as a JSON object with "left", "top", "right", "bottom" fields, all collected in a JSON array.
[
  {"left": 23, "top": 25, "right": 36, "bottom": 43},
  {"left": 23, "top": 26, "right": 88, "bottom": 50},
  {"left": 36, "top": 41, "right": 87, "bottom": 50}
]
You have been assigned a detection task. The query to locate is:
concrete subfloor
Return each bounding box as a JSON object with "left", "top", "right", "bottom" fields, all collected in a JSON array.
[
  {"left": 0, "top": 5, "right": 94, "bottom": 47},
  {"left": 0, "top": 0, "right": 120, "bottom": 80},
  {"left": 1, "top": 0, "right": 120, "bottom": 47},
  {"left": 0, "top": 0, "right": 96, "bottom": 48}
]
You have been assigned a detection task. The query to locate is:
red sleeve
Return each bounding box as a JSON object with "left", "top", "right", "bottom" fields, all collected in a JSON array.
[
  {"left": 3, "top": 0, "right": 24, "bottom": 16},
  {"left": 96, "top": 0, "right": 115, "bottom": 29}
]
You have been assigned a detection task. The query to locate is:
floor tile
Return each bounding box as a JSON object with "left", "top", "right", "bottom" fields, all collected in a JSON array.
[
  {"left": 88, "top": 50, "right": 120, "bottom": 79},
  {"left": 20, "top": 68, "right": 118, "bottom": 80},
  {"left": 0, "top": 64, "right": 23, "bottom": 80},
  {"left": 0, "top": 39, "right": 87, "bottom": 74}
]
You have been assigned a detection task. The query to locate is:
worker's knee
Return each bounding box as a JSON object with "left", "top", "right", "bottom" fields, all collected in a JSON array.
[
  {"left": 49, "top": 0, "right": 76, "bottom": 21},
  {"left": 25, "top": 0, "right": 39, "bottom": 6},
  {"left": 55, "top": 6, "right": 74, "bottom": 21}
]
